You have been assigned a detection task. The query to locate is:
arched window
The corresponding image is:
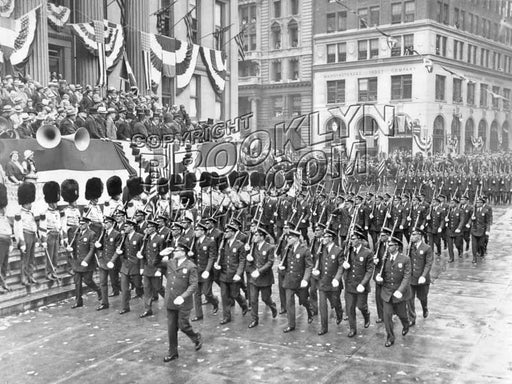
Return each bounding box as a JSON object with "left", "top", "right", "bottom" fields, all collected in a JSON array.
[
  {"left": 271, "top": 22, "right": 281, "bottom": 49},
  {"left": 288, "top": 19, "right": 299, "bottom": 48},
  {"left": 478, "top": 119, "right": 487, "bottom": 146},
  {"left": 465, "top": 118, "right": 474, "bottom": 153},
  {"left": 502, "top": 121, "right": 510, "bottom": 151},
  {"left": 490, "top": 120, "right": 499, "bottom": 151},
  {"left": 432, "top": 115, "right": 444, "bottom": 153}
]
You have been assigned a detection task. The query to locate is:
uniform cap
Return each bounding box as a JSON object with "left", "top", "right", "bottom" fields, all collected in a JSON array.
[
  {"left": 388, "top": 236, "right": 403, "bottom": 247},
  {"left": 324, "top": 229, "right": 337, "bottom": 238}
]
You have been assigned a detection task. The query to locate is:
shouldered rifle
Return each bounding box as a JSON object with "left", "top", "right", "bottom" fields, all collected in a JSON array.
[
  {"left": 278, "top": 215, "right": 304, "bottom": 271},
  {"left": 374, "top": 218, "right": 399, "bottom": 283}
]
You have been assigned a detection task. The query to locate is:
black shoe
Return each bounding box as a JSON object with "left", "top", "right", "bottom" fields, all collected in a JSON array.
[
  {"left": 242, "top": 307, "right": 248, "bottom": 316},
  {"left": 409, "top": 320, "right": 416, "bottom": 327},
  {"left": 96, "top": 304, "right": 109, "bottom": 311},
  {"left": 71, "top": 302, "right": 83, "bottom": 309},
  {"left": 279, "top": 309, "right": 287, "bottom": 315},
  {"left": 472, "top": 258, "right": 477, "bottom": 264},
  {"left": 402, "top": 326, "right": 409, "bottom": 336},
  {"left": 336, "top": 316, "right": 343, "bottom": 325},
  {"left": 212, "top": 305, "right": 219, "bottom": 315},
  {"left": 108, "top": 292, "right": 119, "bottom": 297},
  {"left": 97, "top": 292, "right": 102, "bottom": 302},
  {"left": 318, "top": 329, "right": 328, "bottom": 336},
  {"left": 364, "top": 314, "right": 371, "bottom": 328},
  {"left": 385, "top": 340, "right": 394, "bottom": 347},
  {"left": 283, "top": 326, "right": 295, "bottom": 333},
  {"left": 29, "top": 276, "right": 38, "bottom": 284},
  {"left": 376, "top": 318, "right": 383, "bottom": 324},
  {"left": 347, "top": 330, "right": 357, "bottom": 338},
  {"left": 220, "top": 318, "right": 231, "bottom": 325},
  {"left": 191, "top": 316, "right": 203, "bottom": 322},
  {"left": 47, "top": 274, "right": 56, "bottom": 281},
  {"left": 119, "top": 308, "right": 130, "bottom": 314},
  {"left": 248, "top": 321, "right": 258, "bottom": 328},
  {"left": 271, "top": 307, "right": 278, "bottom": 318},
  {"left": 194, "top": 333, "right": 202, "bottom": 351},
  {"left": 423, "top": 309, "right": 429, "bottom": 318},
  {"left": 140, "top": 310, "right": 153, "bottom": 318},
  {"left": 163, "top": 354, "right": 179, "bottom": 362},
  {"left": 448, "top": 258, "right": 454, "bottom": 263}
]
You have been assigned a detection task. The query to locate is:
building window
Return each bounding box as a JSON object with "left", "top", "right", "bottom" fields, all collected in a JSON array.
[
  {"left": 327, "top": 44, "right": 337, "bottom": 63},
  {"left": 337, "top": 42, "right": 346, "bottom": 62},
  {"left": 404, "top": 34, "right": 414, "bottom": 54},
  {"left": 453, "top": 78, "right": 462, "bottom": 103},
  {"left": 358, "top": 40, "right": 368, "bottom": 60},
  {"left": 369, "top": 39, "right": 379, "bottom": 59},
  {"left": 358, "top": 77, "right": 378, "bottom": 102},
  {"left": 272, "top": 60, "right": 282, "bottom": 81},
  {"left": 369, "top": 6, "right": 380, "bottom": 26},
  {"left": 467, "top": 44, "right": 477, "bottom": 64},
  {"left": 327, "top": 80, "right": 345, "bottom": 104},
  {"left": 288, "top": 19, "right": 299, "bottom": 48},
  {"left": 290, "top": 95, "right": 301, "bottom": 116},
  {"left": 480, "top": 84, "right": 488, "bottom": 107},
  {"left": 189, "top": 75, "right": 199, "bottom": 119},
  {"left": 391, "top": 37, "right": 402, "bottom": 56},
  {"left": 460, "top": 10, "right": 466, "bottom": 30},
  {"left": 358, "top": 8, "right": 368, "bottom": 28},
  {"left": 467, "top": 82, "right": 475, "bottom": 105},
  {"left": 328, "top": 43, "right": 346, "bottom": 63},
  {"left": 273, "top": 0, "right": 281, "bottom": 18},
  {"left": 391, "top": 75, "right": 412, "bottom": 100},
  {"left": 271, "top": 22, "right": 281, "bottom": 49},
  {"left": 239, "top": 60, "right": 259, "bottom": 77},
  {"left": 289, "top": 58, "right": 299, "bottom": 80},
  {"left": 391, "top": 3, "right": 402, "bottom": 24},
  {"left": 436, "top": 34, "right": 447, "bottom": 56},
  {"left": 435, "top": 75, "right": 446, "bottom": 101},
  {"left": 214, "top": 2, "right": 225, "bottom": 50},
  {"left": 404, "top": 1, "right": 415, "bottom": 22},
  {"left": 290, "top": 0, "right": 299, "bottom": 15},
  {"left": 272, "top": 96, "right": 284, "bottom": 117},
  {"left": 327, "top": 13, "right": 336, "bottom": 33},
  {"left": 443, "top": 3, "right": 449, "bottom": 24},
  {"left": 492, "top": 86, "right": 500, "bottom": 109},
  {"left": 504, "top": 88, "right": 510, "bottom": 110},
  {"left": 338, "top": 11, "right": 347, "bottom": 31},
  {"left": 189, "top": 0, "right": 198, "bottom": 44},
  {"left": 453, "top": 40, "right": 463, "bottom": 60}
]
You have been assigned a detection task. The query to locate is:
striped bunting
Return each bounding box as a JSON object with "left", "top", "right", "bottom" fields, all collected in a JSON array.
[
  {"left": 199, "top": 46, "right": 227, "bottom": 94},
  {"left": 10, "top": 6, "right": 40, "bottom": 68}
]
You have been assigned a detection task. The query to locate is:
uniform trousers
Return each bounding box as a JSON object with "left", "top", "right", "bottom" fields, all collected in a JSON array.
[
  {"left": 382, "top": 299, "right": 409, "bottom": 343},
  {"left": 278, "top": 272, "right": 287, "bottom": 312},
  {"left": 21, "top": 231, "right": 36, "bottom": 282},
  {"left": 407, "top": 284, "right": 429, "bottom": 322},
  {"left": 345, "top": 291, "right": 369, "bottom": 332},
  {"left": 309, "top": 279, "right": 318, "bottom": 315},
  {"left": 167, "top": 308, "right": 199, "bottom": 355},
  {"left": 463, "top": 229, "right": 471, "bottom": 250},
  {"left": 98, "top": 268, "right": 112, "bottom": 306},
  {"left": 109, "top": 264, "right": 121, "bottom": 295},
  {"left": 471, "top": 234, "right": 486, "bottom": 259},
  {"left": 285, "top": 287, "right": 311, "bottom": 328},
  {"left": 120, "top": 273, "right": 142, "bottom": 310},
  {"left": 220, "top": 281, "right": 247, "bottom": 320},
  {"left": 143, "top": 275, "right": 163, "bottom": 311},
  {"left": 0, "top": 237, "right": 11, "bottom": 287},
  {"left": 45, "top": 232, "right": 60, "bottom": 275},
  {"left": 369, "top": 231, "right": 379, "bottom": 252},
  {"left": 318, "top": 290, "right": 343, "bottom": 331},
  {"left": 374, "top": 283, "right": 384, "bottom": 320},
  {"left": 250, "top": 284, "right": 276, "bottom": 322},
  {"left": 428, "top": 232, "right": 442, "bottom": 256},
  {"left": 74, "top": 271, "right": 100, "bottom": 305},
  {"left": 447, "top": 235, "right": 463, "bottom": 260},
  {"left": 193, "top": 276, "right": 218, "bottom": 318}
]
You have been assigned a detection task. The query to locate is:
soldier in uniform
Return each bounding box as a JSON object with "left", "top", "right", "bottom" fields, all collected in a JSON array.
[
  {"left": 309, "top": 223, "right": 325, "bottom": 316},
  {"left": 445, "top": 197, "right": 464, "bottom": 262},
  {"left": 313, "top": 229, "right": 344, "bottom": 335},
  {"left": 84, "top": 177, "right": 104, "bottom": 237},
  {"left": 343, "top": 228, "right": 374, "bottom": 337},
  {"left": 70, "top": 217, "right": 102, "bottom": 308},
  {"left": 204, "top": 217, "right": 223, "bottom": 247},
  {"left": 180, "top": 213, "right": 195, "bottom": 248},
  {"left": 118, "top": 219, "right": 144, "bottom": 314},
  {"left": 459, "top": 195, "right": 472, "bottom": 253},
  {"left": 40, "top": 181, "right": 62, "bottom": 281},
  {"left": 61, "top": 179, "right": 81, "bottom": 275},
  {"left": 95, "top": 215, "right": 121, "bottom": 310},
  {"left": 426, "top": 197, "right": 444, "bottom": 260},
  {"left": 157, "top": 215, "right": 171, "bottom": 244},
  {"left": 215, "top": 223, "right": 248, "bottom": 324},
  {"left": 372, "top": 227, "right": 392, "bottom": 324},
  {"left": 246, "top": 227, "right": 278, "bottom": 328},
  {"left": 368, "top": 195, "right": 386, "bottom": 251},
  {"left": 140, "top": 220, "right": 165, "bottom": 317},
  {"left": 126, "top": 177, "right": 145, "bottom": 218},
  {"left": 103, "top": 176, "right": 124, "bottom": 217},
  {"left": 279, "top": 229, "right": 314, "bottom": 332},
  {"left": 0, "top": 185, "right": 12, "bottom": 293},
  {"left": 470, "top": 196, "right": 492, "bottom": 264},
  {"left": 388, "top": 195, "right": 404, "bottom": 241},
  {"left": 376, "top": 236, "right": 411, "bottom": 347},
  {"left": 163, "top": 242, "right": 202, "bottom": 363}
]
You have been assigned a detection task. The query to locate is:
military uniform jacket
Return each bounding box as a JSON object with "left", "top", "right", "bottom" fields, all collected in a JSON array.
[
  {"left": 355, "top": 204, "right": 370, "bottom": 231},
  {"left": 276, "top": 197, "right": 293, "bottom": 227},
  {"left": 193, "top": 236, "right": 217, "bottom": 278},
  {"left": 97, "top": 228, "right": 122, "bottom": 269},
  {"left": 246, "top": 241, "right": 275, "bottom": 287},
  {"left": 459, "top": 204, "right": 473, "bottom": 229},
  {"left": 165, "top": 258, "right": 198, "bottom": 311},
  {"left": 335, "top": 207, "right": 352, "bottom": 236},
  {"left": 262, "top": 196, "right": 279, "bottom": 226},
  {"left": 470, "top": 206, "right": 492, "bottom": 237},
  {"left": 207, "top": 227, "right": 223, "bottom": 248},
  {"left": 219, "top": 238, "right": 246, "bottom": 283},
  {"left": 445, "top": 207, "right": 464, "bottom": 237},
  {"left": 103, "top": 198, "right": 123, "bottom": 217},
  {"left": 234, "top": 231, "right": 248, "bottom": 244},
  {"left": 316, "top": 243, "right": 344, "bottom": 291},
  {"left": 158, "top": 226, "right": 171, "bottom": 244},
  {"left": 294, "top": 200, "right": 310, "bottom": 229},
  {"left": 380, "top": 252, "right": 411, "bottom": 303},
  {"left": 427, "top": 205, "right": 445, "bottom": 233},
  {"left": 388, "top": 204, "right": 403, "bottom": 230},
  {"left": 344, "top": 245, "right": 374, "bottom": 294},
  {"left": 410, "top": 204, "right": 427, "bottom": 229},
  {"left": 409, "top": 241, "right": 433, "bottom": 285},
  {"left": 373, "top": 240, "right": 387, "bottom": 282},
  {"left": 400, "top": 201, "right": 412, "bottom": 229},
  {"left": 281, "top": 244, "right": 313, "bottom": 290},
  {"left": 181, "top": 227, "right": 195, "bottom": 248},
  {"left": 369, "top": 203, "right": 386, "bottom": 232},
  {"left": 120, "top": 232, "right": 144, "bottom": 275},
  {"left": 73, "top": 228, "right": 97, "bottom": 272},
  {"left": 143, "top": 233, "right": 165, "bottom": 276}
]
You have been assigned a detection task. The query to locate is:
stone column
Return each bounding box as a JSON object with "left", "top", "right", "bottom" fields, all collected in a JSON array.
[
  {"left": 125, "top": 0, "right": 150, "bottom": 94},
  {"left": 250, "top": 98, "right": 259, "bottom": 131},
  {"left": 15, "top": 0, "right": 49, "bottom": 86},
  {"left": 75, "top": 0, "right": 104, "bottom": 87}
]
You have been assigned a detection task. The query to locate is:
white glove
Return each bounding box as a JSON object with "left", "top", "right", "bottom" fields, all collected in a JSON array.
[
  {"left": 244, "top": 244, "right": 251, "bottom": 251},
  {"left": 300, "top": 280, "right": 308, "bottom": 288},
  {"left": 455, "top": 228, "right": 461, "bottom": 233},
  {"left": 20, "top": 245, "right": 26, "bottom": 253},
  {"left": 373, "top": 257, "right": 379, "bottom": 265},
  {"left": 201, "top": 271, "right": 210, "bottom": 279},
  {"left": 332, "top": 279, "right": 339, "bottom": 288},
  {"left": 136, "top": 251, "right": 143, "bottom": 259},
  {"left": 42, "top": 242, "right": 47, "bottom": 249},
  {"left": 140, "top": 268, "right": 144, "bottom": 275},
  {"left": 369, "top": 213, "right": 374, "bottom": 219},
  {"left": 426, "top": 215, "right": 431, "bottom": 220},
  {"left": 466, "top": 224, "right": 470, "bottom": 228},
  {"left": 94, "top": 241, "right": 101, "bottom": 249},
  {"left": 278, "top": 264, "right": 285, "bottom": 271},
  {"left": 81, "top": 260, "right": 88, "bottom": 267},
  {"left": 233, "top": 274, "right": 241, "bottom": 282},
  {"left": 393, "top": 290, "right": 403, "bottom": 299},
  {"left": 356, "top": 284, "right": 365, "bottom": 293},
  {"left": 155, "top": 270, "right": 162, "bottom": 277},
  {"left": 107, "top": 261, "right": 114, "bottom": 269},
  {"left": 66, "top": 245, "right": 73, "bottom": 252},
  {"left": 9, "top": 245, "right": 13, "bottom": 253},
  {"left": 420, "top": 225, "right": 424, "bottom": 230},
  {"left": 246, "top": 254, "right": 254, "bottom": 262},
  {"left": 116, "top": 248, "right": 123, "bottom": 255},
  {"left": 485, "top": 231, "right": 490, "bottom": 236},
  {"left": 418, "top": 276, "right": 426, "bottom": 284},
  {"left": 187, "top": 250, "right": 194, "bottom": 257},
  {"left": 162, "top": 256, "right": 169, "bottom": 262},
  {"left": 407, "top": 217, "right": 411, "bottom": 221},
  {"left": 312, "top": 269, "right": 320, "bottom": 276},
  {"left": 399, "top": 225, "right": 404, "bottom": 230},
  {"left": 251, "top": 270, "right": 260, "bottom": 279},
  {"left": 437, "top": 227, "right": 442, "bottom": 233},
  {"left": 214, "top": 262, "right": 221, "bottom": 270},
  {"left": 343, "top": 261, "right": 350, "bottom": 269},
  {"left": 173, "top": 296, "right": 184, "bottom": 305}
]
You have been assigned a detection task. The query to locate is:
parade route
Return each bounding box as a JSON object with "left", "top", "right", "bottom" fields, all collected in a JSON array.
[{"left": 0, "top": 206, "right": 511, "bottom": 384}]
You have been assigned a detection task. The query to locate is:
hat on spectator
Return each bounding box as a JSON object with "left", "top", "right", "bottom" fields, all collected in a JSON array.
[
  {"left": 2, "top": 105, "right": 12, "bottom": 114},
  {"left": 107, "top": 107, "right": 117, "bottom": 114},
  {"left": 85, "top": 85, "right": 92, "bottom": 92},
  {"left": 97, "top": 106, "right": 107, "bottom": 114},
  {"left": 20, "top": 113, "right": 29, "bottom": 121},
  {"left": 24, "top": 150, "right": 34, "bottom": 159},
  {"left": 75, "top": 84, "right": 82, "bottom": 91},
  {"left": 66, "top": 106, "right": 77, "bottom": 116}
]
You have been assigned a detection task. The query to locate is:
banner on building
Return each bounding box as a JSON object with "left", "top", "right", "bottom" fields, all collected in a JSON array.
[
  {"left": 47, "top": 2, "right": 70, "bottom": 32},
  {"left": 10, "top": 6, "right": 40, "bottom": 69},
  {"left": 200, "top": 46, "right": 227, "bottom": 95}
]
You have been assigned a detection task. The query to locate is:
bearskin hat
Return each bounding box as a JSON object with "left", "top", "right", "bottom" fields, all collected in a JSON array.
[
  {"left": 239, "top": 171, "right": 249, "bottom": 188},
  {"left": 228, "top": 170, "right": 238, "bottom": 189},
  {"left": 0, "top": 184, "right": 7, "bottom": 210},
  {"left": 180, "top": 191, "right": 195, "bottom": 209},
  {"left": 144, "top": 175, "right": 153, "bottom": 193},
  {"left": 184, "top": 172, "right": 197, "bottom": 191},
  {"left": 249, "top": 172, "right": 260, "bottom": 188},
  {"left": 126, "top": 177, "right": 143, "bottom": 198},
  {"left": 199, "top": 172, "right": 211, "bottom": 188},
  {"left": 217, "top": 175, "right": 229, "bottom": 191},
  {"left": 43, "top": 181, "right": 60, "bottom": 204},
  {"left": 257, "top": 172, "right": 267, "bottom": 188},
  {"left": 157, "top": 178, "right": 169, "bottom": 195},
  {"left": 17, "top": 182, "right": 36, "bottom": 206},
  {"left": 85, "top": 177, "right": 104, "bottom": 200},
  {"left": 106, "top": 176, "right": 122, "bottom": 197},
  {"left": 61, "top": 179, "right": 79, "bottom": 203},
  {"left": 210, "top": 172, "right": 220, "bottom": 188},
  {"left": 170, "top": 174, "right": 183, "bottom": 192}
]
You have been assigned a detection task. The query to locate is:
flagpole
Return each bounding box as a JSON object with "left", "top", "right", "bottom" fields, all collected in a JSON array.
[
  {"left": 199, "top": 23, "right": 233, "bottom": 43},
  {"left": 223, "top": 26, "right": 246, "bottom": 48},
  {"left": 171, "top": 5, "right": 196, "bottom": 30}
]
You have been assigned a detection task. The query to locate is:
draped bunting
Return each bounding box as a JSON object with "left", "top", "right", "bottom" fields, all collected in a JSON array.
[
  {"left": 70, "top": 20, "right": 124, "bottom": 72},
  {"left": 412, "top": 130, "right": 433, "bottom": 153},
  {"left": 175, "top": 39, "right": 199, "bottom": 91},
  {"left": 10, "top": 6, "right": 39, "bottom": 68},
  {"left": 47, "top": 2, "right": 70, "bottom": 32},
  {"left": 149, "top": 33, "right": 175, "bottom": 79},
  {"left": 0, "top": 0, "right": 14, "bottom": 18},
  {"left": 200, "top": 46, "right": 227, "bottom": 95}
]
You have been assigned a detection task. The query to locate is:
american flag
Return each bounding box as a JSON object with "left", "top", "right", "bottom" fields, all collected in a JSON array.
[
  {"left": 345, "top": 158, "right": 355, "bottom": 176},
  {"left": 94, "top": 20, "right": 107, "bottom": 87},
  {"left": 140, "top": 31, "right": 152, "bottom": 91},
  {"left": 184, "top": 7, "right": 196, "bottom": 45},
  {"left": 378, "top": 159, "right": 386, "bottom": 177},
  {"left": 234, "top": 30, "right": 246, "bottom": 61}
]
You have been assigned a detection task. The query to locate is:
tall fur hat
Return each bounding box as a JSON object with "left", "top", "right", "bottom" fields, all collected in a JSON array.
[
  {"left": 17, "top": 182, "right": 36, "bottom": 206},
  {"left": 249, "top": 172, "right": 260, "bottom": 188},
  {"left": 85, "top": 177, "right": 104, "bottom": 200},
  {"left": 106, "top": 176, "right": 122, "bottom": 197},
  {"left": 184, "top": 172, "right": 197, "bottom": 191},
  {"left": 61, "top": 179, "right": 79, "bottom": 203},
  {"left": 199, "top": 172, "right": 211, "bottom": 188},
  {"left": 0, "top": 184, "right": 7, "bottom": 210},
  {"left": 228, "top": 171, "right": 238, "bottom": 189},
  {"left": 157, "top": 178, "right": 169, "bottom": 195},
  {"left": 126, "top": 177, "right": 143, "bottom": 198},
  {"left": 239, "top": 171, "right": 249, "bottom": 188},
  {"left": 170, "top": 174, "right": 183, "bottom": 192},
  {"left": 43, "top": 181, "right": 61, "bottom": 204},
  {"left": 180, "top": 190, "right": 195, "bottom": 209}
]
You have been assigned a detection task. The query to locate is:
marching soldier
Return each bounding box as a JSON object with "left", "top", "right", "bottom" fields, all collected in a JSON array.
[
  {"left": 84, "top": 177, "right": 104, "bottom": 237},
  {"left": 407, "top": 228, "right": 433, "bottom": 326},
  {"left": 389, "top": 196, "right": 404, "bottom": 242},
  {"left": 459, "top": 195, "right": 472, "bottom": 253},
  {"left": 40, "top": 181, "right": 62, "bottom": 281},
  {"left": 0, "top": 185, "right": 12, "bottom": 293},
  {"left": 246, "top": 227, "right": 278, "bottom": 328},
  {"left": 426, "top": 197, "right": 444, "bottom": 260},
  {"left": 309, "top": 223, "right": 325, "bottom": 316},
  {"left": 314, "top": 229, "right": 344, "bottom": 335},
  {"left": 343, "top": 228, "right": 374, "bottom": 338},
  {"left": 95, "top": 215, "right": 121, "bottom": 310},
  {"left": 372, "top": 227, "right": 392, "bottom": 324},
  {"left": 279, "top": 229, "right": 314, "bottom": 333},
  {"left": 205, "top": 217, "right": 223, "bottom": 247},
  {"left": 180, "top": 212, "right": 195, "bottom": 248},
  {"left": 103, "top": 176, "right": 124, "bottom": 217},
  {"left": 126, "top": 177, "right": 145, "bottom": 218},
  {"left": 61, "top": 179, "right": 81, "bottom": 275},
  {"left": 470, "top": 196, "right": 492, "bottom": 264},
  {"left": 156, "top": 215, "right": 171, "bottom": 243},
  {"left": 445, "top": 197, "right": 464, "bottom": 262},
  {"left": 368, "top": 195, "right": 386, "bottom": 250}
]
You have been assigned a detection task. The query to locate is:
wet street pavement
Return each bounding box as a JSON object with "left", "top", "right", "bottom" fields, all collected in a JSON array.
[{"left": 1, "top": 207, "right": 512, "bottom": 384}]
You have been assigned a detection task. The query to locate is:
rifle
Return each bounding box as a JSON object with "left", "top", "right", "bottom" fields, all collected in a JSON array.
[
  {"left": 278, "top": 215, "right": 304, "bottom": 271},
  {"left": 374, "top": 219, "right": 399, "bottom": 283}
]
